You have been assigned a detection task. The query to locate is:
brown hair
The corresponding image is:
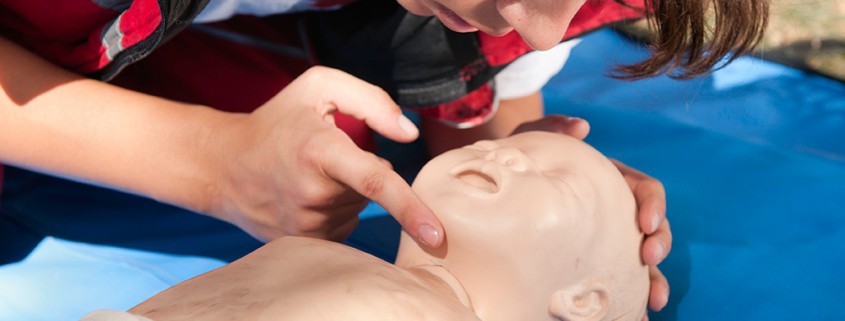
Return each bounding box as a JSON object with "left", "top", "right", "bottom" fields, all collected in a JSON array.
[{"left": 615, "top": 0, "right": 770, "bottom": 79}]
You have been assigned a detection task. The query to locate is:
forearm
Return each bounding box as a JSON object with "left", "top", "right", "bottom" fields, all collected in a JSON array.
[
  {"left": 421, "top": 92, "right": 544, "bottom": 156},
  {"left": 0, "top": 36, "right": 232, "bottom": 213}
]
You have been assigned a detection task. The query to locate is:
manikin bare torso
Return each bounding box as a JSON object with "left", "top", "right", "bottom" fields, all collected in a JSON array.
[{"left": 130, "top": 236, "right": 478, "bottom": 321}]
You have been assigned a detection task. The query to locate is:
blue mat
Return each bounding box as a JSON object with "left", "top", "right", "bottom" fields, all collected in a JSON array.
[
  {"left": 1, "top": 29, "right": 844, "bottom": 320},
  {"left": 546, "top": 30, "right": 845, "bottom": 320},
  {"left": 0, "top": 238, "right": 225, "bottom": 320}
]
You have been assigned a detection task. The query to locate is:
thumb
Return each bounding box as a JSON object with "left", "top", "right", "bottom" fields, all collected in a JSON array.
[
  {"left": 512, "top": 115, "right": 590, "bottom": 140},
  {"left": 321, "top": 138, "right": 445, "bottom": 248},
  {"left": 302, "top": 67, "right": 420, "bottom": 143}
]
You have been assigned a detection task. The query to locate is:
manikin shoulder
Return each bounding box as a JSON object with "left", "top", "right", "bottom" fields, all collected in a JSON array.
[{"left": 131, "top": 237, "right": 479, "bottom": 321}]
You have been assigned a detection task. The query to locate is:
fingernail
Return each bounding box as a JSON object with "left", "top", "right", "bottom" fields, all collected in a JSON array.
[
  {"left": 565, "top": 116, "right": 584, "bottom": 124},
  {"left": 650, "top": 214, "right": 660, "bottom": 234},
  {"left": 659, "top": 288, "right": 670, "bottom": 309},
  {"left": 654, "top": 243, "right": 665, "bottom": 262},
  {"left": 398, "top": 114, "right": 419, "bottom": 136},
  {"left": 418, "top": 224, "right": 440, "bottom": 247}
]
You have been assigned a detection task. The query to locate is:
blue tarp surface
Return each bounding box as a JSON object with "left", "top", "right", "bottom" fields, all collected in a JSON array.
[{"left": 1, "top": 29, "right": 844, "bottom": 320}]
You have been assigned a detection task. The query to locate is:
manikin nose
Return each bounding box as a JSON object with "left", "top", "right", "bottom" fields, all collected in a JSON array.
[{"left": 483, "top": 147, "right": 528, "bottom": 171}]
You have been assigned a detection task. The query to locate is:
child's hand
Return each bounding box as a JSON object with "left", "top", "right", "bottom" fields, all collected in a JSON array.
[
  {"left": 206, "top": 66, "right": 444, "bottom": 248},
  {"left": 511, "top": 114, "right": 590, "bottom": 140}
]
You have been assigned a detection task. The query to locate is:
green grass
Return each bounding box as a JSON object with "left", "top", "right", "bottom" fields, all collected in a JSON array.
[{"left": 761, "top": 0, "right": 845, "bottom": 81}]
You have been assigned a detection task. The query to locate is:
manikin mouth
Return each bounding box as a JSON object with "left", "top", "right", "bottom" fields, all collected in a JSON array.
[{"left": 455, "top": 168, "right": 499, "bottom": 193}]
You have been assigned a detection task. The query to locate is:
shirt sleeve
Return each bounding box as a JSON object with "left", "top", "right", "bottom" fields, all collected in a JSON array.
[
  {"left": 194, "top": 0, "right": 311, "bottom": 23},
  {"left": 494, "top": 39, "right": 582, "bottom": 100}
]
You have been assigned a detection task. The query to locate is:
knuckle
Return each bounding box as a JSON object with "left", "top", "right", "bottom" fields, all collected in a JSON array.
[
  {"left": 369, "top": 84, "right": 392, "bottom": 100},
  {"left": 296, "top": 131, "right": 335, "bottom": 171},
  {"left": 301, "top": 65, "right": 333, "bottom": 82},
  {"left": 639, "top": 178, "right": 665, "bottom": 194},
  {"left": 297, "top": 137, "right": 323, "bottom": 167},
  {"left": 295, "top": 183, "right": 334, "bottom": 208},
  {"left": 359, "top": 171, "right": 387, "bottom": 199},
  {"left": 291, "top": 214, "right": 328, "bottom": 235}
]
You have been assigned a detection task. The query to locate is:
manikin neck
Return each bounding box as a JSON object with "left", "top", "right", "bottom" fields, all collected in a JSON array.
[{"left": 408, "top": 264, "right": 473, "bottom": 311}]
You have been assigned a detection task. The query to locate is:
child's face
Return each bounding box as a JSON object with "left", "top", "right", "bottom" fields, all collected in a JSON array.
[{"left": 395, "top": 0, "right": 588, "bottom": 50}]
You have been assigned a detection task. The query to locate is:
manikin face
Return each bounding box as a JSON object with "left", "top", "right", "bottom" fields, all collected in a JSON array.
[
  {"left": 395, "top": 0, "right": 589, "bottom": 50},
  {"left": 397, "top": 132, "right": 648, "bottom": 321}
]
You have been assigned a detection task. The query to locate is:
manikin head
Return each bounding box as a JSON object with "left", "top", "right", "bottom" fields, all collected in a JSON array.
[{"left": 396, "top": 131, "right": 648, "bottom": 321}]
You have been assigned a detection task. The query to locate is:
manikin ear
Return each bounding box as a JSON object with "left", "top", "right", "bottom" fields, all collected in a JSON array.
[{"left": 548, "top": 281, "right": 610, "bottom": 321}]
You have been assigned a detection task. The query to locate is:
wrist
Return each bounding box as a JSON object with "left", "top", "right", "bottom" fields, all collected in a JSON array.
[{"left": 146, "top": 105, "right": 247, "bottom": 218}]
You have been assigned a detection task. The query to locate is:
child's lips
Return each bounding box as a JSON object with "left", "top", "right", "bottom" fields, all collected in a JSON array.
[{"left": 434, "top": 6, "right": 479, "bottom": 33}]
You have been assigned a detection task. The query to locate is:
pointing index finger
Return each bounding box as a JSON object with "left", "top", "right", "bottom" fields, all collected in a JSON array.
[{"left": 321, "top": 138, "right": 445, "bottom": 248}]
